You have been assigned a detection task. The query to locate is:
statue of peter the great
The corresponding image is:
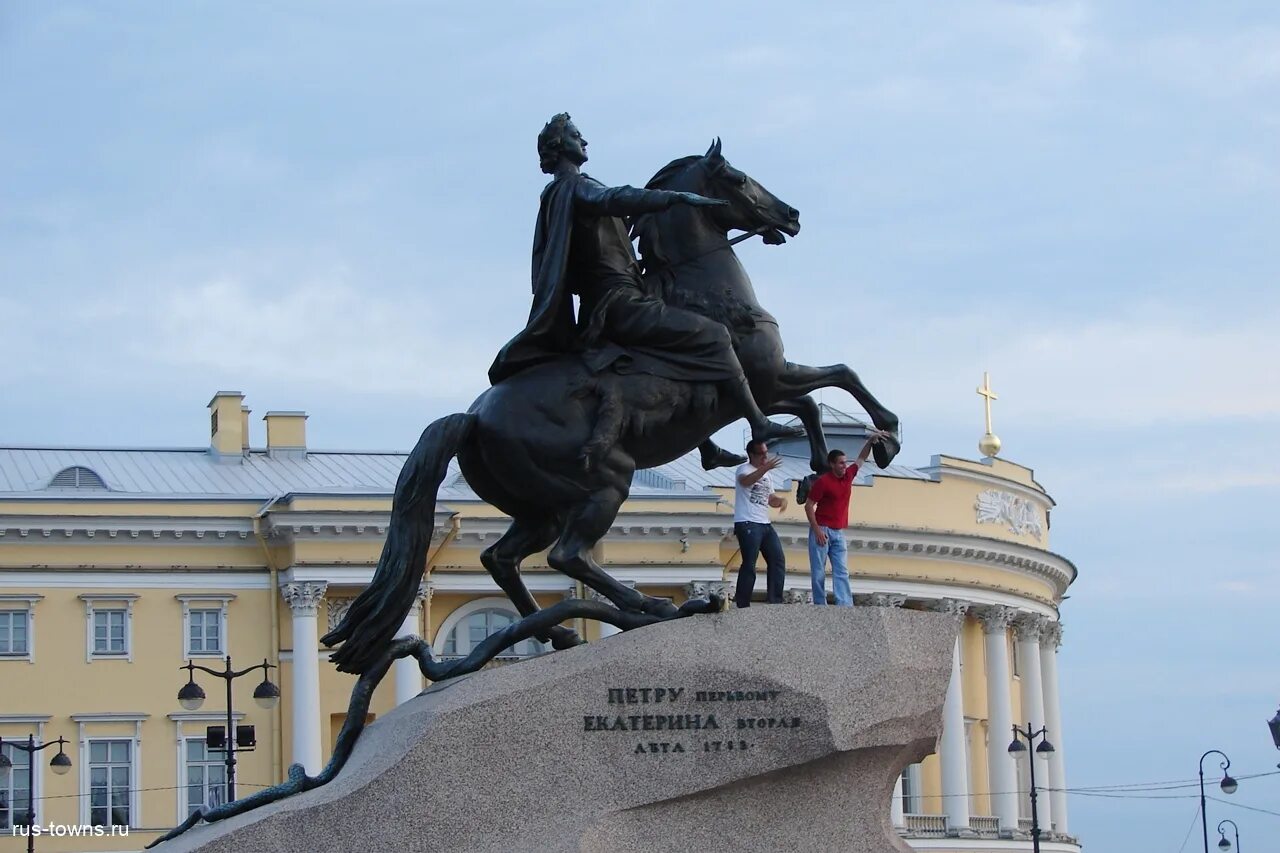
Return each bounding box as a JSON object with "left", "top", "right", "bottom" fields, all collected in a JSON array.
[{"left": 489, "top": 113, "right": 801, "bottom": 446}]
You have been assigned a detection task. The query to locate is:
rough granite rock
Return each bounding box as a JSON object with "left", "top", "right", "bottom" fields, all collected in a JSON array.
[{"left": 156, "top": 606, "right": 956, "bottom": 853}]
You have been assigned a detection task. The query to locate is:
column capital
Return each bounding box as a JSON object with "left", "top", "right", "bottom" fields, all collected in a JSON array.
[
  {"left": 927, "top": 598, "right": 971, "bottom": 625},
  {"left": 1012, "top": 613, "right": 1048, "bottom": 642},
  {"left": 1042, "top": 620, "right": 1063, "bottom": 648},
  {"left": 976, "top": 605, "right": 1016, "bottom": 634},
  {"left": 684, "top": 581, "right": 710, "bottom": 600},
  {"left": 325, "top": 596, "right": 354, "bottom": 633},
  {"left": 281, "top": 581, "right": 328, "bottom": 616},
  {"left": 864, "top": 592, "right": 907, "bottom": 608}
]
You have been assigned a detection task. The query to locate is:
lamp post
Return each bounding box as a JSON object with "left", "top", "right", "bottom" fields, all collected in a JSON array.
[
  {"left": 1008, "top": 722, "right": 1055, "bottom": 853},
  {"left": 1198, "top": 750, "right": 1238, "bottom": 853},
  {"left": 0, "top": 735, "right": 73, "bottom": 853},
  {"left": 176, "top": 656, "right": 279, "bottom": 804},
  {"left": 1216, "top": 818, "right": 1240, "bottom": 852}
]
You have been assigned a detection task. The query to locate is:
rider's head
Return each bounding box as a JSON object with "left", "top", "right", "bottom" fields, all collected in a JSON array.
[{"left": 538, "top": 113, "right": 586, "bottom": 173}]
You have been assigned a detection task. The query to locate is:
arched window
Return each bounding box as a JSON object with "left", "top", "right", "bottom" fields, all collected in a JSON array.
[{"left": 440, "top": 607, "right": 545, "bottom": 659}]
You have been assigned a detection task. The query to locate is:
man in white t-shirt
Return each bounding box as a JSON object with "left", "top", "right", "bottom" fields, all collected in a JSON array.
[{"left": 732, "top": 440, "right": 789, "bottom": 608}]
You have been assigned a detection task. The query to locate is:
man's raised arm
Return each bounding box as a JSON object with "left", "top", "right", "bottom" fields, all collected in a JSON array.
[{"left": 855, "top": 430, "right": 893, "bottom": 464}]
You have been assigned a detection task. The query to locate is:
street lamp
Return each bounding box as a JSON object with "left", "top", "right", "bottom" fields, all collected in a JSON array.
[
  {"left": 1008, "top": 722, "right": 1055, "bottom": 853},
  {"left": 1216, "top": 818, "right": 1240, "bottom": 852},
  {"left": 176, "top": 657, "right": 279, "bottom": 804},
  {"left": 1199, "top": 749, "right": 1238, "bottom": 853},
  {"left": 1268, "top": 707, "right": 1280, "bottom": 754},
  {"left": 0, "top": 735, "right": 73, "bottom": 853}
]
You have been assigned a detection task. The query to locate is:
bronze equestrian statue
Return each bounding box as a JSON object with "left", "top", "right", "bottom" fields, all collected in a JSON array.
[
  {"left": 150, "top": 116, "right": 903, "bottom": 845},
  {"left": 323, "top": 114, "right": 900, "bottom": 675}
]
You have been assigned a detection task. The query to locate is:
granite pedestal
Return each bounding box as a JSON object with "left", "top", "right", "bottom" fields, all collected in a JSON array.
[{"left": 157, "top": 605, "right": 956, "bottom": 853}]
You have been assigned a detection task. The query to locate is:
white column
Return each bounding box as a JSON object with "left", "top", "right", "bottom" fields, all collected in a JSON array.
[
  {"left": 394, "top": 582, "right": 429, "bottom": 706},
  {"left": 1013, "top": 614, "right": 1051, "bottom": 833},
  {"left": 931, "top": 599, "right": 972, "bottom": 834},
  {"left": 281, "top": 581, "right": 327, "bottom": 774},
  {"left": 891, "top": 774, "right": 905, "bottom": 828},
  {"left": 1040, "top": 621, "right": 1069, "bottom": 835},
  {"left": 978, "top": 606, "right": 1019, "bottom": 832}
]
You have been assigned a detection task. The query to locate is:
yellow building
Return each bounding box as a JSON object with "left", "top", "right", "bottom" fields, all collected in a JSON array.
[{"left": 0, "top": 392, "right": 1080, "bottom": 852}]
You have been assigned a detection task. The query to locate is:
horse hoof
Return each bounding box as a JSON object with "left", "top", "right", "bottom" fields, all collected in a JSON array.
[
  {"left": 701, "top": 448, "right": 748, "bottom": 471},
  {"left": 639, "top": 596, "right": 681, "bottom": 619},
  {"left": 872, "top": 435, "right": 901, "bottom": 468},
  {"left": 678, "top": 594, "right": 722, "bottom": 616},
  {"left": 755, "top": 421, "right": 805, "bottom": 443},
  {"left": 547, "top": 626, "right": 584, "bottom": 650}
]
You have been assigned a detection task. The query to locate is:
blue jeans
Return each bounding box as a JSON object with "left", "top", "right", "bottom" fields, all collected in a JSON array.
[
  {"left": 809, "top": 526, "right": 852, "bottom": 606},
  {"left": 733, "top": 522, "right": 785, "bottom": 607}
]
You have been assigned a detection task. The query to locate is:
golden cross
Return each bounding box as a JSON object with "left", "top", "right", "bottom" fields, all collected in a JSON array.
[{"left": 976, "top": 371, "right": 998, "bottom": 434}]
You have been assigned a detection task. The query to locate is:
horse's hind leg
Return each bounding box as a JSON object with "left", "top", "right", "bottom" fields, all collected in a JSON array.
[
  {"left": 547, "top": 483, "right": 680, "bottom": 619},
  {"left": 480, "top": 516, "right": 582, "bottom": 649},
  {"left": 766, "top": 396, "right": 829, "bottom": 473}
]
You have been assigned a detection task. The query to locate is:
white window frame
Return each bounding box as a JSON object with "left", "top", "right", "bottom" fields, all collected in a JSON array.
[
  {"left": 168, "top": 712, "right": 242, "bottom": 823},
  {"left": 901, "top": 762, "right": 922, "bottom": 814},
  {"left": 0, "top": 596, "right": 42, "bottom": 664},
  {"left": 79, "top": 594, "right": 138, "bottom": 663},
  {"left": 176, "top": 595, "right": 235, "bottom": 660},
  {"left": 0, "top": 715, "right": 51, "bottom": 830},
  {"left": 72, "top": 713, "right": 147, "bottom": 828},
  {"left": 433, "top": 597, "right": 545, "bottom": 659}
]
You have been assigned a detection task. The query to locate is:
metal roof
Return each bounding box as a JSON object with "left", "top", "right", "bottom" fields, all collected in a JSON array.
[
  {"left": 0, "top": 444, "right": 931, "bottom": 500},
  {"left": 0, "top": 407, "right": 931, "bottom": 500}
]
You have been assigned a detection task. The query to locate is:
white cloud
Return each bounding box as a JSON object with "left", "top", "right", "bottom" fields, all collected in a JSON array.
[{"left": 74, "top": 273, "right": 494, "bottom": 398}]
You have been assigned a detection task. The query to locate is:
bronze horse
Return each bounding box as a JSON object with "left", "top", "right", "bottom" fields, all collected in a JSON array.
[{"left": 323, "top": 142, "right": 899, "bottom": 673}]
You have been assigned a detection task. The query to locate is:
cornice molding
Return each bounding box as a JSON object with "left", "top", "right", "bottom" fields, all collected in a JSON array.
[
  {"left": 771, "top": 523, "right": 1076, "bottom": 597},
  {"left": 0, "top": 514, "right": 255, "bottom": 542},
  {"left": 263, "top": 508, "right": 454, "bottom": 542}
]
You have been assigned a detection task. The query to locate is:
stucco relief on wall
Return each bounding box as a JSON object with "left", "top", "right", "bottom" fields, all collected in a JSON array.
[{"left": 975, "top": 489, "right": 1043, "bottom": 540}]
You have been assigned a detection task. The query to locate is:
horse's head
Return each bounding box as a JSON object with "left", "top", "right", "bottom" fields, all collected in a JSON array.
[
  {"left": 636, "top": 139, "right": 800, "bottom": 245},
  {"left": 696, "top": 137, "right": 800, "bottom": 243}
]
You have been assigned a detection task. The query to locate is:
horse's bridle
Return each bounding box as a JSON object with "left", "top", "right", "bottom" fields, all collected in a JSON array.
[{"left": 645, "top": 224, "right": 772, "bottom": 275}]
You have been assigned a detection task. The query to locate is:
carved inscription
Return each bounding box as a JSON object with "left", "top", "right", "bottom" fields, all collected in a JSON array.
[{"left": 582, "top": 685, "right": 801, "bottom": 756}]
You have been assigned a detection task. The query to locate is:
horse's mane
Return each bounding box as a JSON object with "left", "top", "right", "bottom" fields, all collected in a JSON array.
[{"left": 631, "top": 155, "right": 702, "bottom": 274}]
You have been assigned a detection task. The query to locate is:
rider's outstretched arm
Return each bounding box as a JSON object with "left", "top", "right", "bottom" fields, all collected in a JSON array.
[{"left": 575, "top": 177, "right": 718, "bottom": 217}]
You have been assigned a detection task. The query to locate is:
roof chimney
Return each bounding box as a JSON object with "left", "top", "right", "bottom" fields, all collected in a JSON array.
[
  {"left": 208, "top": 392, "right": 246, "bottom": 460},
  {"left": 264, "top": 411, "right": 308, "bottom": 459},
  {"left": 241, "top": 406, "right": 252, "bottom": 452}
]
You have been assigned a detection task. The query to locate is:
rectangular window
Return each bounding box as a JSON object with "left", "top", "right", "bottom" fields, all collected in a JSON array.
[
  {"left": 184, "top": 738, "right": 226, "bottom": 816},
  {"left": 901, "top": 762, "right": 921, "bottom": 814},
  {"left": 88, "top": 739, "right": 131, "bottom": 827},
  {"left": 0, "top": 743, "right": 31, "bottom": 830},
  {"left": 188, "top": 609, "right": 223, "bottom": 655},
  {"left": 93, "top": 610, "right": 128, "bottom": 655},
  {"left": 0, "top": 611, "right": 28, "bottom": 656}
]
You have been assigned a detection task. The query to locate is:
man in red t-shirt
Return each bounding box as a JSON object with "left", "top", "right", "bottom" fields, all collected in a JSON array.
[{"left": 804, "top": 431, "right": 891, "bottom": 605}]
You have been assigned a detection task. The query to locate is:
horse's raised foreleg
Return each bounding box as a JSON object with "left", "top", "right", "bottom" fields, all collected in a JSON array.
[
  {"left": 765, "top": 396, "right": 829, "bottom": 473},
  {"left": 772, "top": 362, "right": 902, "bottom": 467},
  {"left": 480, "top": 517, "right": 582, "bottom": 650}
]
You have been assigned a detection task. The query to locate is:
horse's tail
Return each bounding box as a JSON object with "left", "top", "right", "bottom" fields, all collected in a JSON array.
[{"left": 322, "top": 412, "right": 476, "bottom": 674}]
